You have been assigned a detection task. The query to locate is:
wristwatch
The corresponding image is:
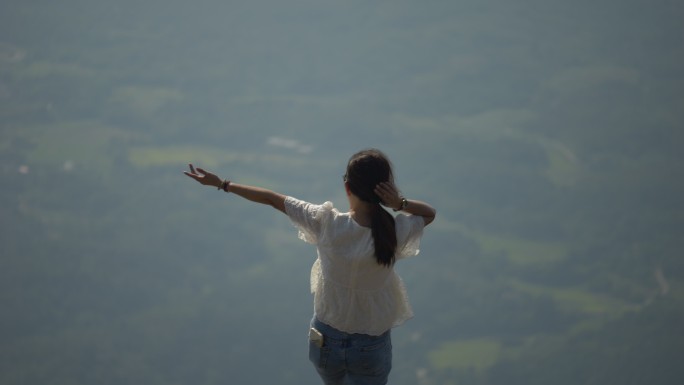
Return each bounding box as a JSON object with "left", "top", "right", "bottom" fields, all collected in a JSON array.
[{"left": 393, "top": 197, "right": 408, "bottom": 212}]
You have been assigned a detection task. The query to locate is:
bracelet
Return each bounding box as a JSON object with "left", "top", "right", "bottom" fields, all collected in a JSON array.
[
  {"left": 219, "top": 179, "right": 231, "bottom": 192},
  {"left": 393, "top": 197, "right": 408, "bottom": 212}
]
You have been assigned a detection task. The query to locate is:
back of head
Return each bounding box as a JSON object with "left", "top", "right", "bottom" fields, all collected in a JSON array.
[{"left": 346, "top": 149, "right": 397, "bottom": 267}]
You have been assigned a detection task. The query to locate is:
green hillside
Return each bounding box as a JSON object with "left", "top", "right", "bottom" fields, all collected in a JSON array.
[{"left": 1, "top": 0, "right": 682, "bottom": 384}]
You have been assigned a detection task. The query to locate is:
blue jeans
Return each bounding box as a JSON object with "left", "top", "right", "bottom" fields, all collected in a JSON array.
[{"left": 309, "top": 318, "right": 392, "bottom": 385}]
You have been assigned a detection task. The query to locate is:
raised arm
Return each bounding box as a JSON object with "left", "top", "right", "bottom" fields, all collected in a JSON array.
[
  {"left": 184, "top": 164, "right": 286, "bottom": 213},
  {"left": 374, "top": 181, "right": 437, "bottom": 226}
]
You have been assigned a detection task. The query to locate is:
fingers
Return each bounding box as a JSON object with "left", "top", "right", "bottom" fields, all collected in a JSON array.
[
  {"left": 374, "top": 181, "right": 396, "bottom": 195},
  {"left": 184, "top": 164, "right": 202, "bottom": 182},
  {"left": 186, "top": 164, "right": 209, "bottom": 177},
  {"left": 187, "top": 164, "right": 209, "bottom": 175},
  {"left": 374, "top": 182, "right": 396, "bottom": 204},
  {"left": 374, "top": 182, "right": 388, "bottom": 196},
  {"left": 183, "top": 171, "right": 200, "bottom": 182},
  {"left": 184, "top": 164, "right": 220, "bottom": 188}
]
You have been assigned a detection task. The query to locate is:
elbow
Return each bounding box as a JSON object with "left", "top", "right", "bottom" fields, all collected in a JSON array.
[{"left": 423, "top": 209, "right": 436, "bottom": 226}]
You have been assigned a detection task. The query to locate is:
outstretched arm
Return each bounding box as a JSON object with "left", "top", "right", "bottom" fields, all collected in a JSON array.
[{"left": 184, "top": 164, "right": 286, "bottom": 213}]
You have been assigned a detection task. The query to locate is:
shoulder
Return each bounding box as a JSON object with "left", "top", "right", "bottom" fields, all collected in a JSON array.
[
  {"left": 285, "top": 196, "right": 336, "bottom": 219},
  {"left": 394, "top": 212, "right": 426, "bottom": 241},
  {"left": 395, "top": 212, "right": 425, "bottom": 228}
]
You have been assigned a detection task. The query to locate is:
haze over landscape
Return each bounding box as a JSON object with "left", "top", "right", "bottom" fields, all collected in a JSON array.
[{"left": 1, "top": 0, "right": 683, "bottom": 384}]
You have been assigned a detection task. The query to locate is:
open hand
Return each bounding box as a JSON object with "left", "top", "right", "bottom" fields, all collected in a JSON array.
[
  {"left": 184, "top": 164, "right": 222, "bottom": 188},
  {"left": 374, "top": 181, "right": 403, "bottom": 210}
]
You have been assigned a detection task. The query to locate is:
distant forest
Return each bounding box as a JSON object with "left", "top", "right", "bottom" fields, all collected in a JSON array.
[{"left": 1, "top": 0, "right": 683, "bottom": 384}]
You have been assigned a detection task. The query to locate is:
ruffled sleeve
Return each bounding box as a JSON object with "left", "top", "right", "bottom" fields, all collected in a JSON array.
[
  {"left": 395, "top": 213, "right": 425, "bottom": 260},
  {"left": 284, "top": 196, "right": 334, "bottom": 245}
]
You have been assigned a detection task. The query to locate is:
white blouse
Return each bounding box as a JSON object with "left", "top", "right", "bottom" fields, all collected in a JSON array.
[{"left": 284, "top": 196, "right": 425, "bottom": 336}]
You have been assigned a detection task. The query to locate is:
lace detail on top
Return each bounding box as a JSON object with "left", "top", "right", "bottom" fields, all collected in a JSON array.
[
  {"left": 284, "top": 196, "right": 425, "bottom": 336},
  {"left": 286, "top": 199, "right": 334, "bottom": 244}
]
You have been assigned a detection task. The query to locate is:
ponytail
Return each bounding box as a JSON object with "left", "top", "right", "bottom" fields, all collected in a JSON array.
[
  {"left": 370, "top": 203, "right": 397, "bottom": 267},
  {"left": 371, "top": 204, "right": 397, "bottom": 267},
  {"left": 346, "top": 148, "right": 398, "bottom": 267}
]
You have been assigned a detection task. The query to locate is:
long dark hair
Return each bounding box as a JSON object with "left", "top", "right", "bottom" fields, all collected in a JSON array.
[{"left": 345, "top": 149, "right": 397, "bottom": 267}]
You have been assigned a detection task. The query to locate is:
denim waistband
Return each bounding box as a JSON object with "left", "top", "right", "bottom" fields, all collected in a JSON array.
[{"left": 312, "top": 317, "right": 390, "bottom": 343}]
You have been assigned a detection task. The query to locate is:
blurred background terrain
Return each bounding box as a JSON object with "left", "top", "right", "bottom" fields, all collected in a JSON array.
[{"left": 1, "top": 0, "right": 683, "bottom": 384}]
